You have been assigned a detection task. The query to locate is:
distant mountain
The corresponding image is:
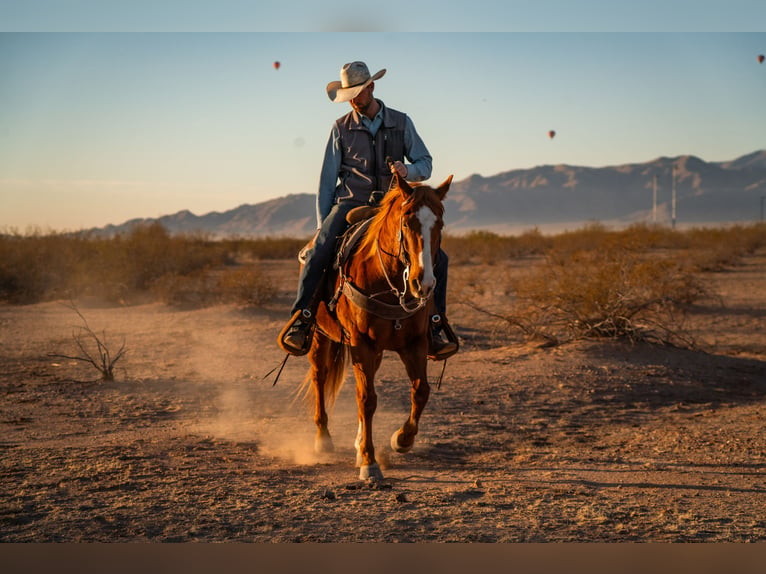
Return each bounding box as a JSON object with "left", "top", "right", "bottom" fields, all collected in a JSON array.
[
  {"left": 96, "top": 193, "right": 316, "bottom": 238},
  {"left": 90, "top": 150, "right": 766, "bottom": 238},
  {"left": 443, "top": 150, "right": 766, "bottom": 233}
]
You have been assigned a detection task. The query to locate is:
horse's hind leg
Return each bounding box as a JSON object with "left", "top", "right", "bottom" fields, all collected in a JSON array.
[
  {"left": 391, "top": 348, "right": 430, "bottom": 453},
  {"left": 309, "top": 334, "right": 343, "bottom": 455}
]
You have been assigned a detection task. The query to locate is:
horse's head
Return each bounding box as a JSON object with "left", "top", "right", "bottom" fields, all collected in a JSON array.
[{"left": 392, "top": 173, "right": 453, "bottom": 301}]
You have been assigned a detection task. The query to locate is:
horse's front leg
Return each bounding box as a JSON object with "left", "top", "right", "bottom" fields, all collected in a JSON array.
[
  {"left": 391, "top": 342, "right": 431, "bottom": 454},
  {"left": 308, "top": 334, "right": 339, "bottom": 455},
  {"left": 351, "top": 345, "right": 384, "bottom": 481}
]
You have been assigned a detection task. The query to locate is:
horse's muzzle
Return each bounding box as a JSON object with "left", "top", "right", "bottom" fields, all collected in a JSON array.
[{"left": 412, "top": 276, "right": 435, "bottom": 300}]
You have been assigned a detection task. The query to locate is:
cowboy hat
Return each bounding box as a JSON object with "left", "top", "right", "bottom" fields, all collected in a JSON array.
[{"left": 326, "top": 61, "right": 386, "bottom": 103}]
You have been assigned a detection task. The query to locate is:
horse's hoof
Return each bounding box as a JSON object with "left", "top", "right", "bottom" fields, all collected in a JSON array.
[
  {"left": 390, "top": 429, "right": 413, "bottom": 453},
  {"left": 359, "top": 463, "right": 384, "bottom": 482},
  {"left": 315, "top": 435, "right": 334, "bottom": 454}
]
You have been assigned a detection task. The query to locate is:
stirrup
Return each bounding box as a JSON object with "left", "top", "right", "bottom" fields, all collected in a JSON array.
[
  {"left": 278, "top": 309, "right": 315, "bottom": 356},
  {"left": 428, "top": 314, "right": 459, "bottom": 361}
]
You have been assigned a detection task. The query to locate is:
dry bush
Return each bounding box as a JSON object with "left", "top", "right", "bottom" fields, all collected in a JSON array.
[
  {"left": 226, "top": 236, "right": 309, "bottom": 260},
  {"left": 616, "top": 223, "right": 693, "bottom": 251},
  {"left": 0, "top": 224, "right": 283, "bottom": 305},
  {"left": 514, "top": 247, "right": 708, "bottom": 345},
  {"left": 515, "top": 227, "right": 552, "bottom": 255},
  {"left": 443, "top": 229, "right": 549, "bottom": 265},
  {"left": 111, "top": 224, "right": 234, "bottom": 292},
  {"left": 683, "top": 243, "right": 750, "bottom": 272},
  {"left": 453, "top": 222, "right": 766, "bottom": 348},
  {"left": 148, "top": 265, "right": 277, "bottom": 309},
  {"left": 466, "top": 242, "right": 710, "bottom": 347},
  {"left": 49, "top": 302, "right": 127, "bottom": 382},
  {"left": 681, "top": 224, "right": 766, "bottom": 272},
  {"left": 150, "top": 271, "right": 219, "bottom": 308},
  {"left": 548, "top": 222, "right": 615, "bottom": 254},
  {"left": 215, "top": 265, "right": 277, "bottom": 306},
  {"left": 0, "top": 229, "right": 85, "bottom": 303}
]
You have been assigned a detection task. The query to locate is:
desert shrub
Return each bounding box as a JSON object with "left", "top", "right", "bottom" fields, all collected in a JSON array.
[
  {"left": 110, "top": 224, "right": 232, "bottom": 291},
  {"left": 149, "top": 265, "right": 277, "bottom": 309},
  {"left": 683, "top": 243, "right": 748, "bottom": 272},
  {"left": 502, "top": 245, "right": 709, "bottom": 345},
  {"left": 442, "top": 229, "right": 549, "bottom": 265},
  {"left": 226, "top": 236, "right": 310, "bottom": 261},
  {"left": 515, "top": 227, "right": 552, "bottom": 255},
  {"left": 548, "top": 222, "right": 615, "bottom": 254},
  {"left": 48, "top": 302, "right": 127, "bottom": 382},
  {"left": 216, "top": 265, "right": 277, "bottom": 306},
  {"left": 0, "top": 230, "right": 85, "bottom": 303},
  {"left": 618, "top": 223, "right": 691, "bottom": 250},
  {"left": 443, "top": 230, "right": 505, "bottom": 264},
  {"left": 737, "top": 223, "right": 766, "bottom": 253},
  {"left": 150, "top": 271, "right": 219, "bottom": 308},
  {"left": 680, "top": 224, "right": 766, "bottom": 271},
  {"left": 0, "top": 224, "right": 247, "bottom": 304}
]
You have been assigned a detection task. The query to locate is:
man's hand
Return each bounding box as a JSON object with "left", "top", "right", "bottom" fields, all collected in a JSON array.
[{"left": 390, "top": 160, "right": 408, "bottom": 179}]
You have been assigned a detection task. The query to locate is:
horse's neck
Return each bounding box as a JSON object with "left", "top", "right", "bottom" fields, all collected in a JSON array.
[{"left": 355, "top": 220, "right": 404, "bottom": 291}]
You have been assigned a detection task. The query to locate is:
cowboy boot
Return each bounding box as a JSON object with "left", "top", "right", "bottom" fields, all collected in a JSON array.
[
  {"left": 428, "top": 314, "right": 458, "bottom": 361},
  {"left": 279, "top": 309, "right": 315, "bottom": 356}
]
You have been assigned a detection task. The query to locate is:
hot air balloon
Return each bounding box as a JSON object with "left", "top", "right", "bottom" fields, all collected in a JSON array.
[
  {"left": 548, "top": 130, "right": 556, "bottom": 139},
  {"left": 273, "top": 61, "right": 281, "bottom": 70},
  {"left": 759, "top": 54, "right": 765, "bottom": 64}
]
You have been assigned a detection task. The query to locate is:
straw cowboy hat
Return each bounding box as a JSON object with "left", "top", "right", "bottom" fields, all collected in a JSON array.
[{"left": 326, "top": 61, "right": 386, "bottom": 103}]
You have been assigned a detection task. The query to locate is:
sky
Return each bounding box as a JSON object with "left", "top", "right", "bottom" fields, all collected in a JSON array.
[{"left": 1, "top": 2, "right": 765, "bottom": 231}]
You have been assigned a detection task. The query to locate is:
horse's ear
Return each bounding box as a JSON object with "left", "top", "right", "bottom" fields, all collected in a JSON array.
[
  {"left": 394, "top": 172, "right": 414, "bottom": 197},
  {"left": 435, "top": 175, "right": 453, "bottom": 200}
]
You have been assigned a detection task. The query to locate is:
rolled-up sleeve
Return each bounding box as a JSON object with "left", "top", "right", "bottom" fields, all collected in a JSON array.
[
  {"left": 403, "top": 115, "right": 432, "bottom": 182},
  {"left": 316, "top": 125, "right": 342, "bottom": 227}
]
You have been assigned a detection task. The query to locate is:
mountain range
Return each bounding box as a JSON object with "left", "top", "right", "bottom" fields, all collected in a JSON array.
[{"left": 95, "top": 150, "right": 766, "bottom": 238}]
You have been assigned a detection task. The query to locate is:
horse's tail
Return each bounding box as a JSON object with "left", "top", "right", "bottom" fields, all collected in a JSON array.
[{"left": 298, "top": 339, "right": 348, "bottom": 411}]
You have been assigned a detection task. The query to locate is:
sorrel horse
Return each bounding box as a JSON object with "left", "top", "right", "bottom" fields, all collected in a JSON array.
[{"left": 302, "top": 173, "right": 453, "bottom": 481}]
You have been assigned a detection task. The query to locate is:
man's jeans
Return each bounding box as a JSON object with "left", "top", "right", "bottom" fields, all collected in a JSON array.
[{"left": 291, "top": 202, "right": 449, "bottom": 317}]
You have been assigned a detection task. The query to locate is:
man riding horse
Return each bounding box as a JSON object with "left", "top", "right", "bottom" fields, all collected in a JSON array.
[{"left": 280, "top": 61, "right": 457, "bottom": 360}]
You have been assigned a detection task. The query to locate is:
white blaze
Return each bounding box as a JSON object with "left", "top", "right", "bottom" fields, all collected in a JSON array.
[{"left": 416, "top": 205, "right": 437, "bottom": 289}]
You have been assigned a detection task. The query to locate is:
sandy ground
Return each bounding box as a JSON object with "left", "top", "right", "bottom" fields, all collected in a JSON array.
[{"left": 1, "top": 253, "right": 765, "bottom": 542}]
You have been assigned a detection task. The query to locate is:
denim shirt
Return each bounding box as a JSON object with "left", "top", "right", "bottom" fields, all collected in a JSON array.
[{"left": 315, "top": 100, "right": 433, "bottom": 227}]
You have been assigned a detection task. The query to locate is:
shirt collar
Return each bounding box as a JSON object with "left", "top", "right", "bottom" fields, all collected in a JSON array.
[{"left": 359, "top": 100, "right": 384, "bottom": 134}]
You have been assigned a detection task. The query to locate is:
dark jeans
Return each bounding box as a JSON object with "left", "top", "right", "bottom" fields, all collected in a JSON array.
[
  {"left": 291, "top": 202, "right": 449, "bottom": 317},
  {"left": 433, "top": 248, "right": 448, "bottom": 317},
  {"left": 291, "top": 202, "right": 356, "bottom": 315}
]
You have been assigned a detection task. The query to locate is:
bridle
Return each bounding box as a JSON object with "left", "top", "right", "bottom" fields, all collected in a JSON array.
[
  {"left": 339, "top": 196, "right": 436, "bottom": 323},
  {"left": 374, "top": 203, "right": 433, "bottom": 312}
]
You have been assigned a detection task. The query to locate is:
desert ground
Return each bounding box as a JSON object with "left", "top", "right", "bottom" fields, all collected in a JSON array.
[{"left": 1, "top": 252, "right": 765, "bottom": 543}]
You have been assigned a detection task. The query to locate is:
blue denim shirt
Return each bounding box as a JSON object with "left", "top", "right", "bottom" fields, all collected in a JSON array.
[{"left": 315, "top": 100, "right": 433, "bottom": 227}]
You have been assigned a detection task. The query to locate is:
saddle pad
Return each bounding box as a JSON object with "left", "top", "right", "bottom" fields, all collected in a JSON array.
[{"left": 334, "top": 217, "right": 374, "bottom": 270}]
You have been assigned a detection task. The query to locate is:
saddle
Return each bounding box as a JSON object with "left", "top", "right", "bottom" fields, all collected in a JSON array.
[{"left": 297, "top": 206, "right": 378, "bottom": 267}]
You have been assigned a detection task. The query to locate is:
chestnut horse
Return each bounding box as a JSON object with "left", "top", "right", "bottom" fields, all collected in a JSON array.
[{"left": 302, "top": 173, "right": 453, "bottom": 481}]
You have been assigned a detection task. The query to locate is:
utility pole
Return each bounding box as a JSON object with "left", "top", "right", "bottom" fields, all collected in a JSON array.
[
  {"left": 671, "top": 164, "right": 677, "bottom": 230},
  {"left": 761, "top": 196, "right": 765, "bottom": 223},
  {"left": 653, "top": 174, "right": 657, "bottom": 224}
]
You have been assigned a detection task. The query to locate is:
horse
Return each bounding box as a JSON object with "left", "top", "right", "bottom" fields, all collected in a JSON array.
[{"left": 301, "top": 172, "right": 453, "bottom": 481}]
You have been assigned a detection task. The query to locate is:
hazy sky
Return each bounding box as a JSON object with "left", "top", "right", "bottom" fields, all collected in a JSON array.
[{"left": 1, "top": 2, "right": 765, "bottom": 231}]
